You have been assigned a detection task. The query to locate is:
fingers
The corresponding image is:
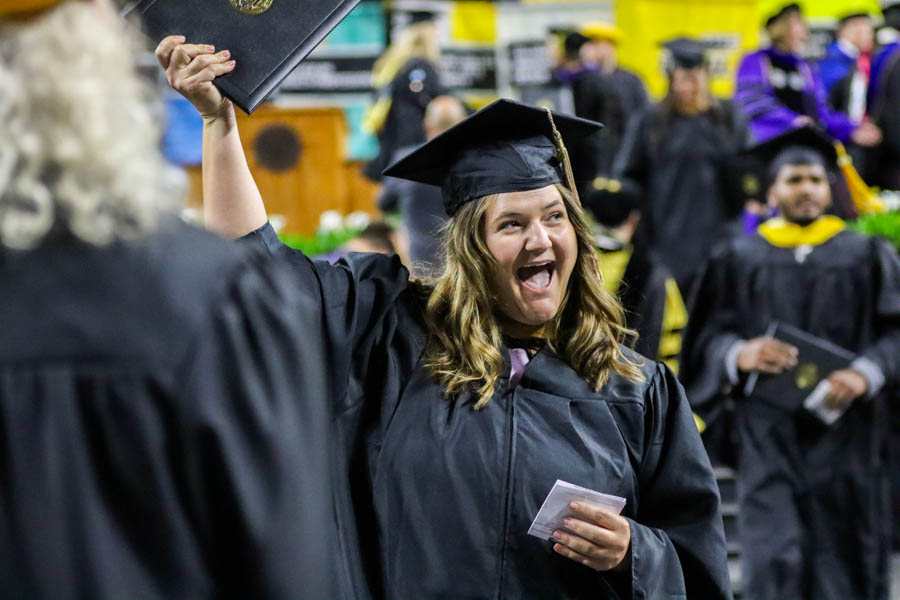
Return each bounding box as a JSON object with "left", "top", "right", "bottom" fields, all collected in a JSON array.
[
  {"left": 553, "top": 542, "right": 606, "bottom": 571},
  {"left": 180, "top": 50, "right": 232, "bottom": 80},
  {"left": 180, "top": 60, "right": 236, "bottom": 91},
  {"left": 169, "top": 43, "right": 219, "bottom": 73},
  {"left": 154, "top": 35, "right": 185, "bottom": 69}
]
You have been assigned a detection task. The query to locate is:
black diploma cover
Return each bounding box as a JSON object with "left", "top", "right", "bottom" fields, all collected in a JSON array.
[
  {"left": 127, "top": 0, "right": 361, "bottom": 113},
  {"left": 744, "top": 322, "right": 855, "bottom": 411}
]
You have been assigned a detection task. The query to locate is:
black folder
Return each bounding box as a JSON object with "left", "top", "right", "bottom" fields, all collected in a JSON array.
[
  {"left": 744, "top": 322, "right": 855, "bottom": 411},
  {"left": 127, "top": 0, "right": 361, "bottom": 113}
]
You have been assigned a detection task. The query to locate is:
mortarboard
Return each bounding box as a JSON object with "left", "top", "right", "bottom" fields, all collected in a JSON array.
[
  {"left": 735, "top": 126, "right": 837, "bottom": 198},
  {"left": 747, "top": 126, "right": 838, "bottom": 169},
  {"left": 579, "top": 22, "right": 623, "bottom": 45},
  {"left": 125, "top": 0, "right": 361, "bottom": 113},
  {"left": 0, "top": 0, "right": 66, "bottom": 18},
  {"left": 660, "top": 37, "right": 714, "bottom": 71},
  {"left": 382, "top": 99, "right": 602, "bottom": 217},
  {"left": 407, "top": 11, "right": 436, "bottom": 25},
  {"left": 763, "top": 2, "right": 802, "bottom": 27}
]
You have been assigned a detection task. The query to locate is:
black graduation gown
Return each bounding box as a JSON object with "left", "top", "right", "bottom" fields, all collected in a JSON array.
[
  {"left": 363, "top": 58, "right": 446, "bottom": 182},
  {"left": 617, "top": 246, "right": 672, "bottom": 362},
  {"left": 613, "top": 103, "right": 750, "bottom": 292},
  {"left": 0, "top": 221, "right": 335, "bottom": 599},
  {"left": 680, "top": 230, "right": 900, "bottom": 600},
  {"left": 242, "top": 222, "right": 732, "bottom": 600},
  {"left": 570, "top": 67, "right": 649, "bottom": 189},
  {"left": 866, "top": 47, "right": 900, "bottom": 191}
]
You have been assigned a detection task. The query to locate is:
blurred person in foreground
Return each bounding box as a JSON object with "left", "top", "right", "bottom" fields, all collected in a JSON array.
[
  {"left": 0, "top": 1, "right": 334, "bottom": 598},
  {"left": 865, "top": 0, "right": 900, "bottom": 190},
  {"left": 735, "top": 2, "right": 882, "bottom": 149},
  {"left": 159, "top": 31, "right": 733, "bottom": 598},
  {"left": 614, "top": 37, "right": 750, "bottom": 294},
  {"left": 681, "top": 127, "right": 900, "bottom": 600},
  {"left": 584, "top": 178, "right": 687, "bottom": 373},
  {"left": 378, "top": 95, "right": 466, "bottom": 276}
]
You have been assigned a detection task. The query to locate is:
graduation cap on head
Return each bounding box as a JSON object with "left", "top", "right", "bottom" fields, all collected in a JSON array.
[
  {"left": 382, "top": 99, "right": 603, "bottom": 217},
  {"left": 407, "top": 10, "right": 437, "bottom": 25},
  {"left": 660, "top": 37, "right": 715, "bottom": 71},
  {"left": 735, "top": 126, "right": 838, "bottom": 199},
  {"left": 764, "top": 1, "right": 802, "bottom": 27},
  {"left": 579, "top": 22, "right": 623, "bottom": 45},
  {"left": 125, "top": 0, "right": 361, "bottom": 113},
  {"left": 836, "top": 2, "right": 874, "bottom": 24}
]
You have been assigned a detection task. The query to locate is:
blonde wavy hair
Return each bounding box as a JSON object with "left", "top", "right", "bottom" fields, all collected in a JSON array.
[
  {"left": 0, "top": 0, "right": 179, "bottom": 249},
  {"left": 422, "top": 183, "right": 643, "bottom": 409}
]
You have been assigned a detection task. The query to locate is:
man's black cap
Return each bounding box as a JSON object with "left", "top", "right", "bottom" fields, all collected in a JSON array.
[
  {"left": 660, "top": 37, "right": 714, "bottom": 70},
  {"left": 382, "top": 99, "right": 602, "bottom": 217},
  {"left": 748, "top": 125, "right": 838, "bottom": 168}
]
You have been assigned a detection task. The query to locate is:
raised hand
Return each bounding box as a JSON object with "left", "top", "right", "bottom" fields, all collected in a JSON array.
[{"left": 155, "top": 35, "right": 235, "bottom": 119}]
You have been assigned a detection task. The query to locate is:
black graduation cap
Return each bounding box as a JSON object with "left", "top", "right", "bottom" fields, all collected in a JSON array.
[
  {"left": 764, "top": 2, "right": 802, "bottom": 27},
  {"left": 660, "top": 37, "right": 712, "bottom": 70},
  {"left": 747, "top": 126, "right": 838, "bottom": 169},
  {"left": 408, "top": 10, "right": 437, "bottom": 25},
  {"left": 126, "top": 0, "right": 361, "bottom": 113},
  {"left": 731, "top": 126, "right": 838, "bottom": 201},
  {"left": 382, "top": 99, "right": 603, "bottom": 217}
]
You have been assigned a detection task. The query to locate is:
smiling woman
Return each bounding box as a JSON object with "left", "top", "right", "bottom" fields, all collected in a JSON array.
[{"left": 160, "top": 35, "right": 732, "bottom": 598}]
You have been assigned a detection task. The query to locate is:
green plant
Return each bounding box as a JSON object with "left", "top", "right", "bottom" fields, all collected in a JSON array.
[
  {"left": 278, "top": 227, "right": 363, "bottom": 257},
  {"left": 848, "top": 212, "right": 900, "bottom": 252}
]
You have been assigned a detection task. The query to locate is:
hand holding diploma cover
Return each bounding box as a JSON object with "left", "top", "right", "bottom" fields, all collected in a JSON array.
[
  {"left": 744, "top": 322, "right": 855, "bottom": 422},
  {"left": 126, "top": 0, "right": 361, "bottom": 113}
]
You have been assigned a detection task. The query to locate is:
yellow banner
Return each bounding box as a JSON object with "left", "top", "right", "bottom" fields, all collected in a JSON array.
[
  {"left": 450, "top": 1, "right": 496, "bottom": 44},
  {"left": 616, "top": 0, "right": 760, "bottom": 99}
]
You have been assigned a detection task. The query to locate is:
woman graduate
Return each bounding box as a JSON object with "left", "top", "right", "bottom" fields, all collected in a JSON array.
[{"left": 158, "top": 37, "right": 731, "bottom": 600}]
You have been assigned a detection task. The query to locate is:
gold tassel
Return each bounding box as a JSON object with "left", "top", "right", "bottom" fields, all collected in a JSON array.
[
  {"left": 835, "top": 141, "right": 886, "bottom": 215},
  {"left": 545, "top": 108, "right": 578, "bottom": 195}
]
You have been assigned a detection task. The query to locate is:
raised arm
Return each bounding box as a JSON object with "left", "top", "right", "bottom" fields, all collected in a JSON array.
[{"left": 155, "top": 36, "right": 267, "bottom": 238}]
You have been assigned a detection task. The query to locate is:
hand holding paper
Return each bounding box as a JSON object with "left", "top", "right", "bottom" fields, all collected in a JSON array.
[{"left": 529, "top": 480, "right": 630, "bottom": 572}]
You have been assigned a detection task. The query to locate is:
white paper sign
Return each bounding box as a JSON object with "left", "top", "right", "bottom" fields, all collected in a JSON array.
[{"left": 527, "top": 479, "right": 627, "bottom": 540}]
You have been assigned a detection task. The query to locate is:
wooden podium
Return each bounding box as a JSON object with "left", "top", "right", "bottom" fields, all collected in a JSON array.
[{"left": 185, "top": 104, "right": 379, "bottom": 235}]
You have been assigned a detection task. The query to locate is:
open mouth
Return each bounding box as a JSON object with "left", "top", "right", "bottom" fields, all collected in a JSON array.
[{"left": 516, "top": 261, "right": 554, "bottom": 291}]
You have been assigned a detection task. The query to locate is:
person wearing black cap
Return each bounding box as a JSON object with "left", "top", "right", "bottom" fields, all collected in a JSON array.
[
  {"left": 735, "top": 2, "right": 882, "bottom": 148},
  {"left": 0, "top": 3, "right": 337, "bottom": 598},
  {"left": 613, "top": 36, "right": 750, "bottom": 294},
  {"left": 161, "top": 35, "right": 733, "bottom": 599},
  {"left": 681, "top": 126, "right": 900, "bottom": 600}
]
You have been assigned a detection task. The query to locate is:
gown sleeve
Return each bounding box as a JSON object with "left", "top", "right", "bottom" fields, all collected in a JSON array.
[
  {"left": 858, "top": 238, "right": 900, "bottom": 383},
  {"left": 625, "top": 363, "right": 733, "bottom": 600},
  {"left": 680, "top": 246, "right": 743, "bottom": 414},
  {"left": 173, "top": 255, "right": 336, "bottom": 598},
  {"left": 239, "top": 221, "right": 417, "bottom": 413}
]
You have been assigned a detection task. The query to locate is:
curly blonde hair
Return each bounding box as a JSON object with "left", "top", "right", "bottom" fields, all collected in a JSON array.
[
  {"left": 422, "top": 183, "right": 643, "bottom": 409},
  {"left": 0, "top": 1, "right": 180, "bottom": 249}
]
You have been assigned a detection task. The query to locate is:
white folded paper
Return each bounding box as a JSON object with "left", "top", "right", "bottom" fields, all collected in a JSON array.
[
  {"left": 527, "top": 479, "right": 627, "bottom": 540},
  {"left": 802, "top": 380, "right": 847, "bottom": 425}
]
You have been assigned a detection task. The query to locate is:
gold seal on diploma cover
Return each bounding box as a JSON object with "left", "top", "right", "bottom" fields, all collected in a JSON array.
[
  {"left": 229, "top": 0, "right": 273, "bottom": 15},
  {"left": 795, "top": 362, "right": 819, "bottom": 390}
]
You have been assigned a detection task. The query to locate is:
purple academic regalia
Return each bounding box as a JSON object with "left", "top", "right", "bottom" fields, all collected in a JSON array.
[{"left": 735, "top": 47, "right": 856, "bottom": 142}]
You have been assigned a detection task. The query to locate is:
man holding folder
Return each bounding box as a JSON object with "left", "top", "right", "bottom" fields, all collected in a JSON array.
[{"left": 681, "top": 126, "right": 900, "bottom": 600}]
